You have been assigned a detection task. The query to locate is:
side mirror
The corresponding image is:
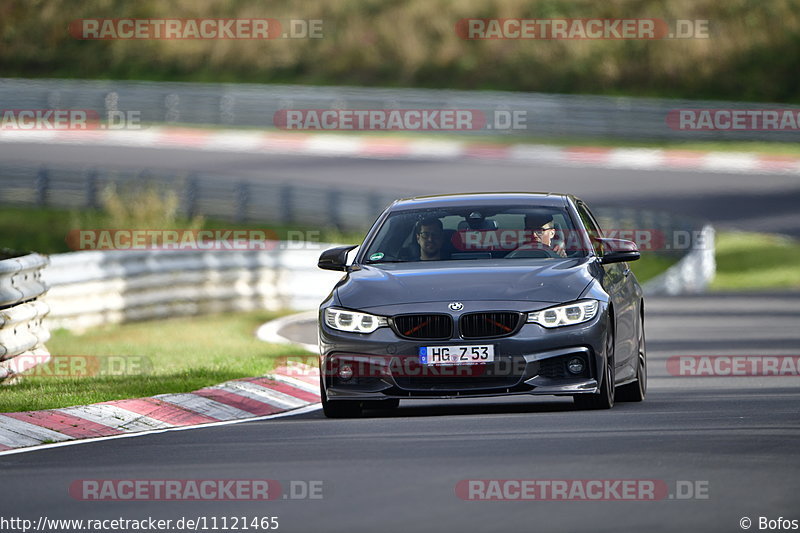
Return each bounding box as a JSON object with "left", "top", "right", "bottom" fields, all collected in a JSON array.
[
  {"left": 597, "top": 238, "right": 640, "bottom": 264},
  {"left": 318, "top": 245, "right": 358, "bottom": 271}
]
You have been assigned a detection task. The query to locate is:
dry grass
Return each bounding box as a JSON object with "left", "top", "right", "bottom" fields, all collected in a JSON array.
[{"left": 97, "top": 181, "right": 204, "bottom": 231}]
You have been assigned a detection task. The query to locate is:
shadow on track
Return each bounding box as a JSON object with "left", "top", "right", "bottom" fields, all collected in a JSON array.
[{"left": 288, "top": 396, "right": 618, "bottom": 420}]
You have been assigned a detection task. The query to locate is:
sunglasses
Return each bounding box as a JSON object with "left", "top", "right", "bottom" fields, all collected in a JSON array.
[{"left": 532, "top": 226, "right": 555, "bottom": 234}]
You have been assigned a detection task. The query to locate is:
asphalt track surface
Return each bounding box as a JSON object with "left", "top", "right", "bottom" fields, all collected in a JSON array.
[
  {"left": 1, "top": 142, "right": 799, "bottom": 532},
  {"left": 1, "top": 142, "right": 800, "bottom": 236},
  {"left": 1, "top": 293, "right": 799, "bottom": 533}
]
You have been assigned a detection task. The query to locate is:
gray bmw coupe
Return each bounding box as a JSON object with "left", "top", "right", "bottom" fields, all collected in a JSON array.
[{"left": 317, "top": 193, "right": 646, "bottom": 417}]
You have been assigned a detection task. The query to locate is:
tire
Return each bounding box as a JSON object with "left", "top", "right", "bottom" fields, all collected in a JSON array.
[
  {"left": 320, "top": 375, "right": 362, "bottom": 418},
  {"left": 617, "top": 310, "right": 647, "bottom": 402},
  {"left": 574, "top": 322, "right": 615, "bottom": 410}
]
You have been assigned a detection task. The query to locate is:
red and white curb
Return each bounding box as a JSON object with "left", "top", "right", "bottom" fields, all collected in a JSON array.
[
  {"left": 1, "top": 128, "right": 799, "bottom": 175},
  {"left": 0, "top": 366, "right": 320, "bottom": 454}
]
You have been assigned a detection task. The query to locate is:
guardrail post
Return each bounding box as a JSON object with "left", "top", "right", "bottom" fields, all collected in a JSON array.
[
  {"left": 165, "top": 93, "right": 180, "bottom": 123},
  {"left": 280, "top": 184, "right": 294, "bottom": 224},
  {"left": 220, "top": 94, "right": 235, "bottom": 125},
  {"left": 86, "top": 169, "right": 98, "bottom": 209},
  {"left": 235, "top": 181, "right": 249, "bottom": 223},
  {"left": 327, "top": 189, "right": 342, "bottom": 230},
  {"left": 36, "top": 167, "right": 49, "bottom": 206},
  {"left": 368, "top": 191, "right": 382, "bottom": 220},
  {"left": 184, "top": 175, "right": 198, "bottom": 218}
]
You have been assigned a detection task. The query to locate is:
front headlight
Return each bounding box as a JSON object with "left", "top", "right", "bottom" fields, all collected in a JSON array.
[
  {"left": 324, "top": 308, "right": 388, "bottom": 334},
  {"left": 527, "top": 300, "right": 599, "bottom": 328}
]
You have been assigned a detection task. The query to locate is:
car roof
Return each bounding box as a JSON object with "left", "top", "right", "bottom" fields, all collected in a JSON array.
[{"left": 388, "top": 192, "right": 576, "bottom": 211}]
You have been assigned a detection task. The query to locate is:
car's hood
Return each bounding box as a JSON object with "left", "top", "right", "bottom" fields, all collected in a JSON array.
[{"left": 335, "top": 259, "right": 594, "bottom": 308}]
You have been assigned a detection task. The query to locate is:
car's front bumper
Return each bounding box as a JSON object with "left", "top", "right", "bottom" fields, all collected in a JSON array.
[{"left": 319, "top": 303, "right": 610, "bottom": 401}]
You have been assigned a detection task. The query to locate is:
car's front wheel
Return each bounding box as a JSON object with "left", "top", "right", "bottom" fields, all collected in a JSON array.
[{"left": 574, "top": 325, "right": 615, "bottom": 410}]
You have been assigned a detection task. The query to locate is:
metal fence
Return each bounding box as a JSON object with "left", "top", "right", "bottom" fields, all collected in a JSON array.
[
  {"left": 2, "top": 77, "right": 799, "bottom": 142},
  {"left": 0, "top": 252, "right": 50, "bottom": 382},
  {"left": 0, "top": 162, "right": 399, "bottom": 231}
]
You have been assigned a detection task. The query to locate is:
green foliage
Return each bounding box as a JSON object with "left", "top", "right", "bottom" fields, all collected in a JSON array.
[
  {"left": 630, "top": 254, "right": 678, "bottom": 284},
  {"left": 1, "top": 0, "right": 798, "bottom": 102}
]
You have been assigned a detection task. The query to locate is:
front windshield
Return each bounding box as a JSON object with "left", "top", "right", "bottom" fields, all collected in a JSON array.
[{"left": 362, "top": 205, "right": 588, "bottom": 263}]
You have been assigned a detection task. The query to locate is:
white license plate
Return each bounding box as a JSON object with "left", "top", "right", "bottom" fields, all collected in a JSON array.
[{"left": 419, "top": 345, "right": 494, "bottom": 365}]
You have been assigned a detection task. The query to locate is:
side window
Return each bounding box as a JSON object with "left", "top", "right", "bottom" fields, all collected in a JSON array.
[{"left": 576, "top": 203, "right": 603, "bottom": 256}]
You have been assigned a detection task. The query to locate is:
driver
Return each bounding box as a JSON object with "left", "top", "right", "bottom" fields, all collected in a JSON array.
[
  {"left": 415, "top": 217, "right": 447, "bottom": 260},
  {"left": 522, "top": 213, "right": 567, "bottom": 257}
]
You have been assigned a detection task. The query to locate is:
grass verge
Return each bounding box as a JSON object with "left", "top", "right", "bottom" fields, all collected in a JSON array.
[
  {"left": 630, "top": 254, "right": 678, "bottom": 284},
  {"left": 711, "top": 232, "right": 800, "bottom": 291},
  {"left": 0, "top": 310, "right": 312, "bottom": 413}
]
